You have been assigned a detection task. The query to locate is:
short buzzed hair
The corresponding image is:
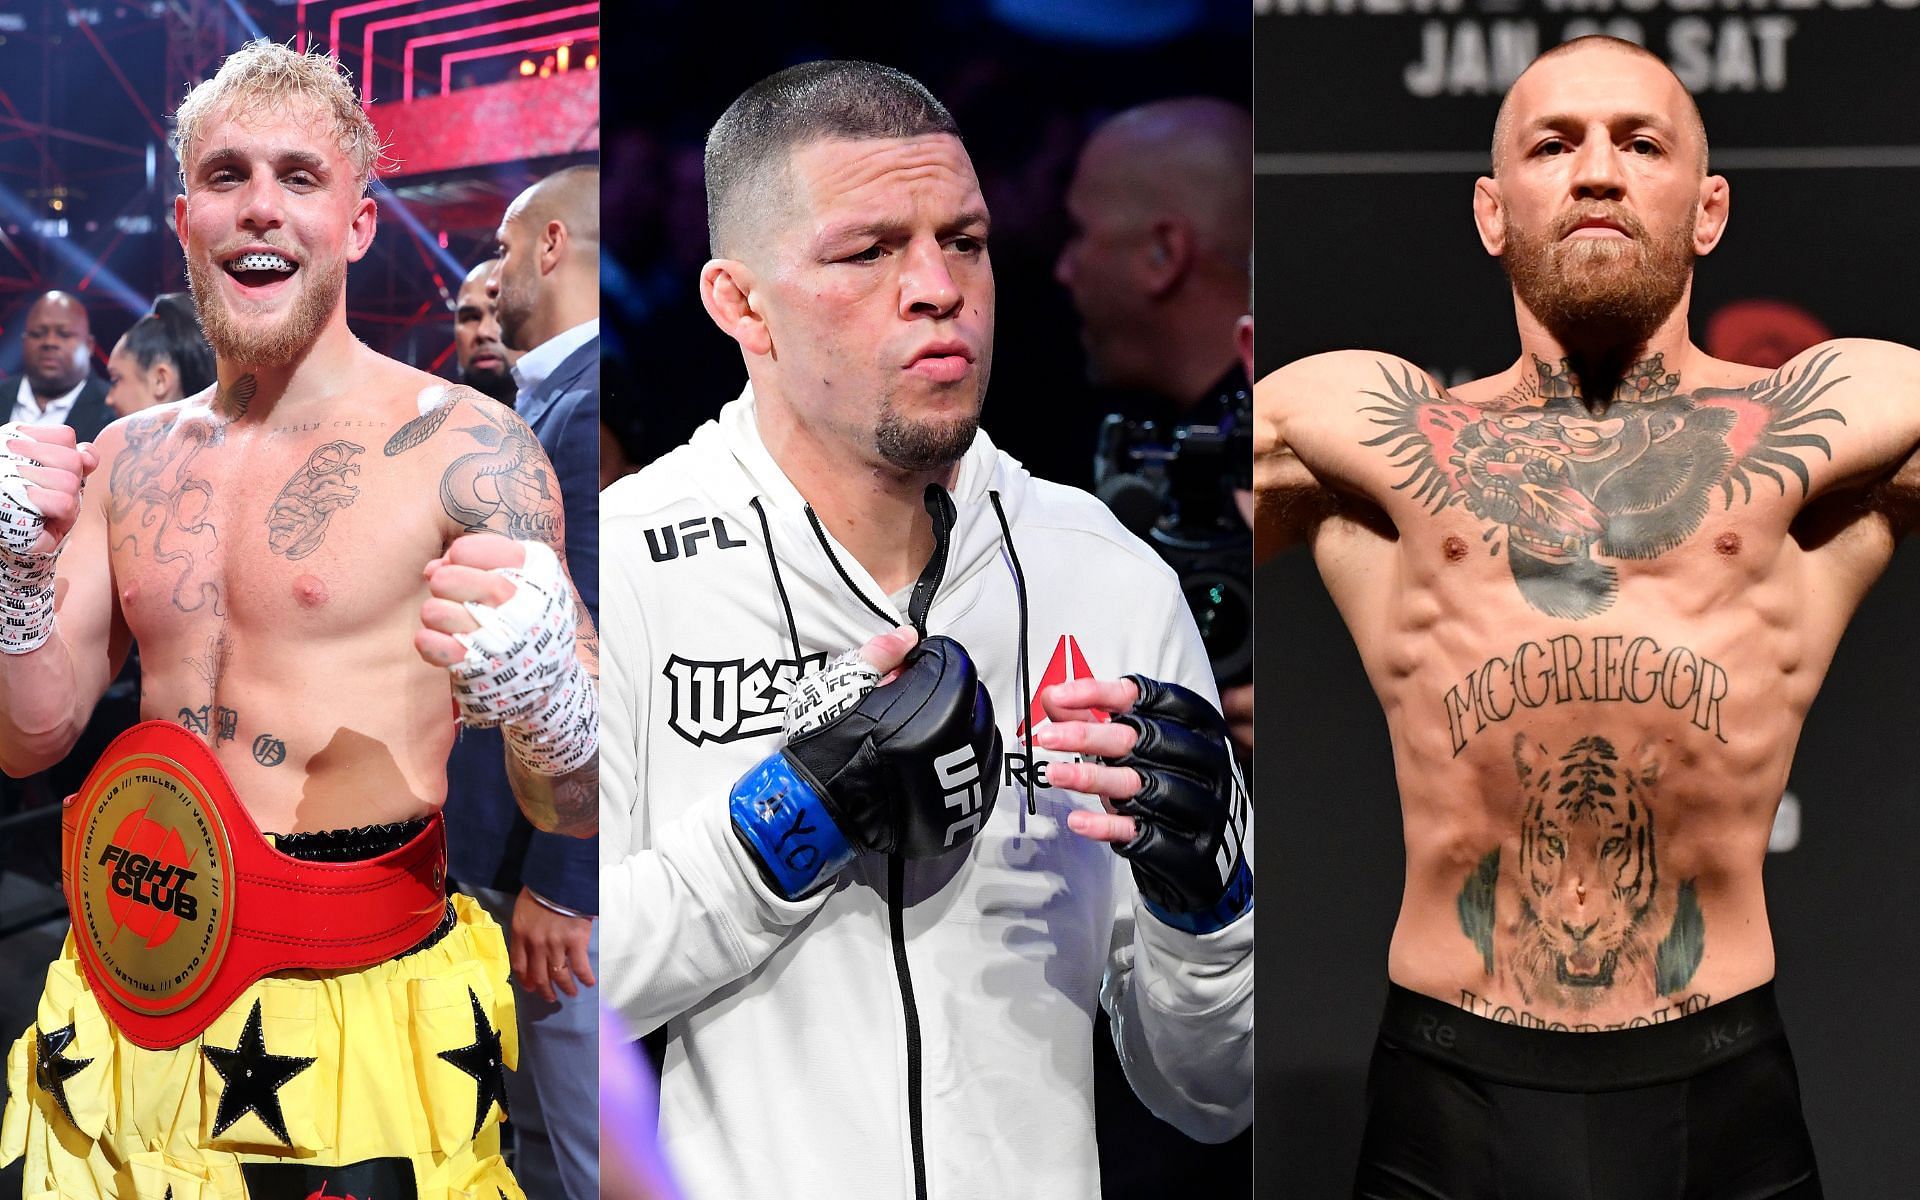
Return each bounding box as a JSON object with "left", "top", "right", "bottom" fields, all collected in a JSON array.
[
  {"left": 173, "top": 40, "right": 392, "bottom": 195},
  {"left": 704, "top": 60, "right": 960, "bottom": 256},
  {"left": 516, "top": 164, "right": 600, "bottom": 246},
  {"left": 1491, "top": 36, "right": 1708, "bottom": 176}
]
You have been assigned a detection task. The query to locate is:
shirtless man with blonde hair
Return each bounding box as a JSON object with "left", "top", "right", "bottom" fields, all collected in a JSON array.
[
  {"left": 0, "top": 42, "right": 595, "bottom": 1199},
  {"left": 1257, "top": 35, "right": 1917, "bottom": 1198}
]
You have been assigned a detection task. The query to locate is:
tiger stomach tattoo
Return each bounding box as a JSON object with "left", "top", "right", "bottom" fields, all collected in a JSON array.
[{"left": 1455, "top": 731, "right": 1710, "bottom": 1027}]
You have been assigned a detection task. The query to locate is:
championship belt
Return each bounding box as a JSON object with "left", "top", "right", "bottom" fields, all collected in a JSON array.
[{"left": 61, "top": 721, "right": 448, "bottom": 1050}]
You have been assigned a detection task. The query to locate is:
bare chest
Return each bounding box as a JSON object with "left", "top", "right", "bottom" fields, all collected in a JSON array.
[{"left": 105, "top": 419, "right": 443, "bottom": 639}]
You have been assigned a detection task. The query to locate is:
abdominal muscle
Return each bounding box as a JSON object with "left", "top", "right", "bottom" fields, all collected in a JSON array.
[
  {"left": 134, "top": 628, "right": 459, "bottom": 836},
  {"left": 1364, "top": 601, "right": 1809, "bottom": 1032}
]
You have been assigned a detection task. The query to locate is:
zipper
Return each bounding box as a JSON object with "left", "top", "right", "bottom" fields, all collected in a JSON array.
[
  {"left": 802, "top": 484, "right": 955, "bottom": 637},
  {"left": 889, "top": 854, "right": 930, "bottom": 1200},
  {"left": 893, "top": 484, "right": 952, "bottom": 1198},
  {"left": 807, "top": 483, "right": 957, "bottom": 1197},
  {"left": 908, "top": 485, "right": 955, "bottom": 638}
]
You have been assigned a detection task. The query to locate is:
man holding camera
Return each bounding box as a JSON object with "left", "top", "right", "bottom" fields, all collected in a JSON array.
[{"left": 1057, "top": 98, "right": 1255, "bottom": 753}]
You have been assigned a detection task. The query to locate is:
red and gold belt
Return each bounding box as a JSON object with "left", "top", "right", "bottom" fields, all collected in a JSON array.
[{"left": 61, "top": 720, "right": 447, "bottom": 1049}]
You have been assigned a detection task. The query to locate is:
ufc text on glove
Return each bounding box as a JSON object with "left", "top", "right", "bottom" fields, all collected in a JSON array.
[
  {"left": 729, "top": 636, "right": 1003, "bottom": 901},
  {"left": 1107, "top": 676, "right": 1253, "bottom": 935}
]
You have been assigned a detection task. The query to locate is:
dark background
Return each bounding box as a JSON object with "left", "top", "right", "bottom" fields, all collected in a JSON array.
[
  {"left": 1257, "top": 7, "right": 1920, "bottom": 1197},
  {"left": 601, "top": 0, "right": 1249, "bottom": 493},
  {"left": 599, "top": 1, "right": 1255, "bottom": 1195}
]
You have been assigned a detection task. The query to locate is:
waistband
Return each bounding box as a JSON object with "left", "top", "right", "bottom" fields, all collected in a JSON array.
[
  {"left": 1379, "top": 982, "right": 1787, "bottom": 1091},
  {"left": 272, "top": 817, "right": 434, "bottom": 862},
  {"left": 61, "top": 721, "right": 448, "bottom": 1051}
]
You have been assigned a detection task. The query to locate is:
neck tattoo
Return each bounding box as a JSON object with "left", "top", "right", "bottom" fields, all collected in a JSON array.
[{"left": 221, "top": 374, "right": 257, "bottom": 420}]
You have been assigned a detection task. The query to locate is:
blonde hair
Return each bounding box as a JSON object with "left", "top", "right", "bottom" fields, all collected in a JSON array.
[{"left": 172, "top": 40, "right": 393, "bottom": 194}]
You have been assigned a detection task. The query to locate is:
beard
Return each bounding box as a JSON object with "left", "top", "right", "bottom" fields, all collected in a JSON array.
[
  {"left": 1503, "top": 203, "right": 1695, "bottom": 350},
  {"left": 186, "top": 249, "right": 344, "bottom": 370},
  {"left": 875, "top": 404, "right": 979, "bottom": 473},
  {"left": 874, "top": 369, "right": 988, "bottom": 474},
  {"left": 495, "top": 262, "right": 536, "bottom": 352},
  {"left": 461, "top": 362, "right": 518, "bottom": 407}
]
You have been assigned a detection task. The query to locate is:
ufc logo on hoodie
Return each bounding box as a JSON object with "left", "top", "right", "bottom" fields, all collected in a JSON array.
[{"left": 936, "top": 745, "right": 985, "bottom": 846}]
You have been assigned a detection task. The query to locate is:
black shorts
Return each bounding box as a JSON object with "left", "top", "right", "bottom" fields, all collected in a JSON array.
[{"left": 1354, "top": 983, "right": 1821, "bottom": 1200}]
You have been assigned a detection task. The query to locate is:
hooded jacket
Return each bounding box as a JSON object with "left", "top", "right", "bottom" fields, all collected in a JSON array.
[{"left": 601, "top": 390, "right": 1253, "bottom": 1199}]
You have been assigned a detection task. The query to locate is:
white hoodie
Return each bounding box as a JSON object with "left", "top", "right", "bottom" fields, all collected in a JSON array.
[{"left": 600, "top": 391, "right": 1253, "bottom": 1200}]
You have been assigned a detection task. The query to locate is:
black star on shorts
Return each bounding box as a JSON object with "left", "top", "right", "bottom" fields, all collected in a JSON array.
[
  {"left": 34, "top": 1022, "right": 93, "bottom": 1127},
  {"left": 203, "top": 998, "right": 316, "bottom": 1144},
  {"left": 437, "top": 986, "right": 510, "bottom": 1141}
]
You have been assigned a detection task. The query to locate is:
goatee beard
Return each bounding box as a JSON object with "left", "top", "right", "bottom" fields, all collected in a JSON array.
[
  {"left": 186, "top": 252, "right": 343, "bottom": 370},
  {"left": 875, "top": 408, "right": 978, "bottom": 474},
  {"left": 1503, "top": 204, "right": 1694, "bottom": 352}
]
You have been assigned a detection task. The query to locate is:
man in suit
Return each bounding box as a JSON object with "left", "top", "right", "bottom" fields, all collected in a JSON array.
[
  {"left": 9, "top": 291, "right": 113, "bottom": 443},
  {"left": 443, "top": 165, "right": 600, "bottom": 1200}
]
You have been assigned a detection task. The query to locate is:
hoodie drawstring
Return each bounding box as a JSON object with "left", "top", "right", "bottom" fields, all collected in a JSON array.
[
  {"left": 750, "top": 496, "right": 802, "bottom": 662},
  {"left": 775, "top": 485, "right": 1034, "bottom": 818},
  {"left": 804, "top": 505, "right": 899, "bottom": 629},
  {"left": 988, "top": 490, "right": 1035, "bottom": 817}
]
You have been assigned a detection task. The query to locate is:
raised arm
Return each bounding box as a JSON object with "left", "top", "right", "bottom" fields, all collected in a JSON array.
[
  {"left": 1253, "top": 349, "right": 1434, "bottom": 559},
  {"left": 0, "top": 421, "right": 128, "bottom": 775},
  {"left": 1778, "top": 339, "right": 1920, "bottom": 530},
  {"left": 409, "top": 390, "right": 598, "bottom": 836}
]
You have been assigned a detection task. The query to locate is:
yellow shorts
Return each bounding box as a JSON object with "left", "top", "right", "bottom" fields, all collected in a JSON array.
[{"left": 0, "top": 893, "right": 523, "bottom": 1200}]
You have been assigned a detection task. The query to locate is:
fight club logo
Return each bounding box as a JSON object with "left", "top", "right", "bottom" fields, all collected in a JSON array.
[
  {"left": 664, "top": 652, "right": 827, "bottom": 746},
  {"left": 68, "top": 750, "right": 233, "bottom": 1018},
  {"left": 1015, "top": 635, "right": 1110, "bottom": 738}
]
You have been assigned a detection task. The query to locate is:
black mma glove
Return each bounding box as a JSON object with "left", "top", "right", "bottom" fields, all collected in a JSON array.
[
  {"left": 1106, "top": 675, "right": 1253, "bottom": 934},
  {"left": 730, "top": 636, "right": 1003, "bottom": 900}
]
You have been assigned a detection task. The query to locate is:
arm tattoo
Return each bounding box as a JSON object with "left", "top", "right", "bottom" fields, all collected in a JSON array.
[
  {"left": 384, "top": 398, "right": 456, "bottom": 456},
  {"left": 506, "top": 754, "right": 597, "bottom": 837},
  {"left": 266, "top": 440, "right": 365, "bottom": 559},
  {"left": 438, "top": 402, "right": 562, "bottom": 547},
  {"left": 108, "top": 412, "right": 225, "bottom": 615},
  {"left": 1453, "top": 732, "right": 1706, "bottom": 1024},
  {"left": 1361, "top": 349, "right": 1848, "bottom": 618}
]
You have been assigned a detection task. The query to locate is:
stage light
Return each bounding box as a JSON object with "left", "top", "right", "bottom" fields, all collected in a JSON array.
[
  {"left": 437, "top": 230, "right": 448, "bottom": 249},
  {"left": 584, "top": 53, "right": 596, "bottom": 70},
  {"left": 557, "top": 44, "right": 569, "bottom": 71},
  {"left": 49, "top": 198, "right": 64, "bottom": 212},
  {"left": 519, "top": 58, "right": 536, "bottom": 76}
]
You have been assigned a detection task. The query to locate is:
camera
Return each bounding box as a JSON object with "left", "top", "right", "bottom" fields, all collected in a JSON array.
[{"left": 1093, "top": 375, "right": 1253, "bottom": 687}]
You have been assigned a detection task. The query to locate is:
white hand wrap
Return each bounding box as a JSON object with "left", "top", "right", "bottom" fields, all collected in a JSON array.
[
  {"left": 783, "top": 650, "right": 883, "bottom": 739},
  {"left": 0, "top": 423, "right": 63, "bottom": 656},
  {"left": 448, "top": 540, "right": 598, "bottom": 774}
]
